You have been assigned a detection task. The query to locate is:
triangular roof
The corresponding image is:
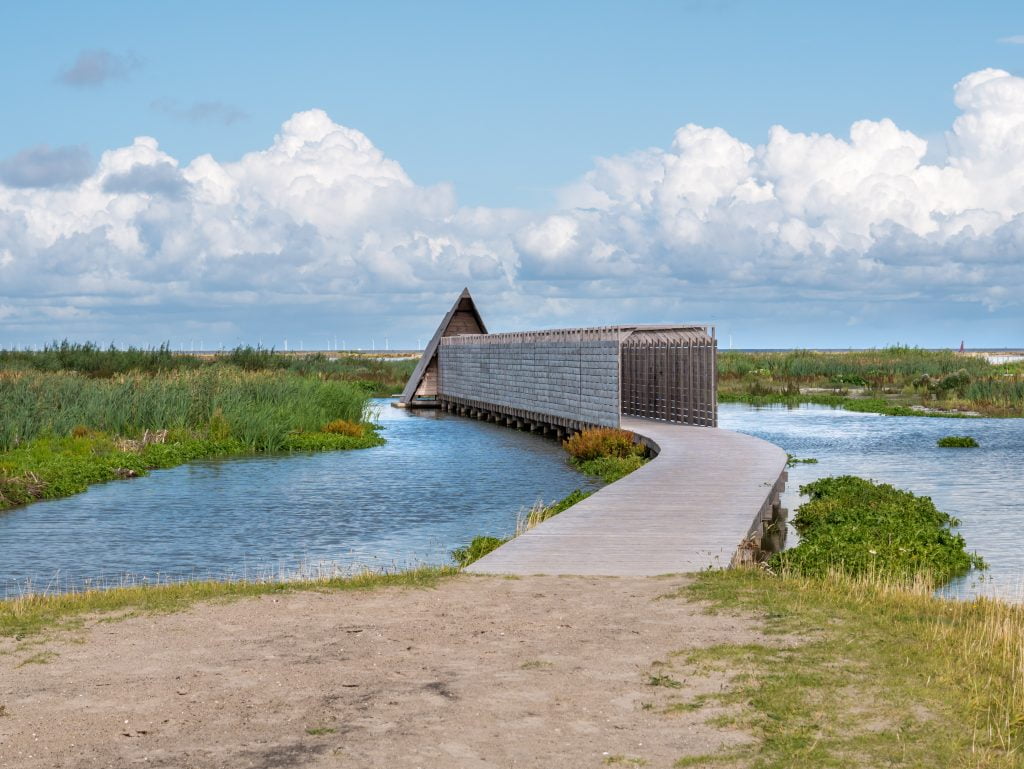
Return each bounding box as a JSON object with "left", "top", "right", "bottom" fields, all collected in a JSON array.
[{"left": 400, "top": 288, "right": 487, "bottom": 403}]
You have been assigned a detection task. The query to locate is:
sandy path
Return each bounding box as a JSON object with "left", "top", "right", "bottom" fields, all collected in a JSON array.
[{"left": 0, "top": 574, "right": 763, "bottom": 769}]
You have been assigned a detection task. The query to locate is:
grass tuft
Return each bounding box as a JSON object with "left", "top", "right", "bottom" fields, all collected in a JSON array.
[{"left": 305, "top": 726, "right": 336, "bottom": 736}]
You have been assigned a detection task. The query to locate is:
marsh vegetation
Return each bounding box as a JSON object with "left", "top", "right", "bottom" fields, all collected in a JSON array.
[
  {"left": 718, "top": 347, "right": 1024, "bottom": 417},
  {"left": 0, "top": 344, "right": 416, "bottom": 510}
]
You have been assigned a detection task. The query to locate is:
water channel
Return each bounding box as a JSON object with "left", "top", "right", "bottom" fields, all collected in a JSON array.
[
  {"left": 0, "top": 401, "right": 601, "bottom": 595},
  {"left": 1, "top": 400, "right": 1021, "bottom": 600}
]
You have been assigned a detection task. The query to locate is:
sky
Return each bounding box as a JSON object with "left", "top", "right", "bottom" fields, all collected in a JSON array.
[{"left": 1, "top": 0, "right": 1023, "bottom": 349}]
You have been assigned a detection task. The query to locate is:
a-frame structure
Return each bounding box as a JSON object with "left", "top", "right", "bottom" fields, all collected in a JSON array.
[{"left": 399, "top": 288, "right": 487, "bottom": 404}]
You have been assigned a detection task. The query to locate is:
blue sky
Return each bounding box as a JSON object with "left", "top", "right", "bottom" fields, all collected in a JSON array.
[{"left": 1, "top": 1, "right": 1023, "bottom": 348}]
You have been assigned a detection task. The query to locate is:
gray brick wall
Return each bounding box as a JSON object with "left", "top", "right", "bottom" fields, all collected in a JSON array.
[{"left": 439, "top": 331, "right": 620, "bottom": 428}]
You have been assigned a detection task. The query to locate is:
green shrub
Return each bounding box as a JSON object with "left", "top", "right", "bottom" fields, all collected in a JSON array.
[
  {"left": 771, "top": 476, "right": 985, "bottom": 584},
  {"left": 937, "top": 435, "right": 979, "bottom": 448}
]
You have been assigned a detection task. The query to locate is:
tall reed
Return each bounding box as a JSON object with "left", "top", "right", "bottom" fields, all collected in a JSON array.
[{"left": 0, "top": 369, "right": 369, "bottom": 452}]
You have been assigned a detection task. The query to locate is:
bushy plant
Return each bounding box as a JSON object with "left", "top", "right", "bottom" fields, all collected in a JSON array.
[{"left": 563, "top": 427, "right": 643, "bottom": 461}]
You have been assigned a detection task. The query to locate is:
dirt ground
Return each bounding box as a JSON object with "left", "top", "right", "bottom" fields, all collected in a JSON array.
[{"left": 0, "top": 574, "right": 768, "bottom": 769}]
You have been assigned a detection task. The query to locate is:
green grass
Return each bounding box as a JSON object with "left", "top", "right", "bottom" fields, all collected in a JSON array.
[
  {"left": 786, "top": 454, "right": 818, "bottom": 467},
  {"left": 451, "top": 536, "right": 508, "bottom": 567},
  {"left": 666, "top": 569, "right": 1024, "bottom": 768},
  {"left": 603, "top": 756, "right": 648, "bottom": 766},
  {"left": 937, "top": 435, "right": 980, "bottom": 448},
  {"left": 771, "top": 476, "right": 986, "bottom": 583},
  {"left": 0, "top": 566, "right": 456, "bottom": 639},
  {"left": 718, "top": 347, "right": 1024, "bottom": 417}
]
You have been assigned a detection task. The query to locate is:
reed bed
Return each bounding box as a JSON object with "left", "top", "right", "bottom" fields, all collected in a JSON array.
[
  {"left": 0, "top": 369, "right": 368, "bottom": 452},
  {"left": 718, "top": 347, "right": 1024, "bottom": 416}
]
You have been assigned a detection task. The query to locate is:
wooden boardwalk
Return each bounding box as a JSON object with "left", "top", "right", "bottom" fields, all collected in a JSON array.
[{"left": 466, "top": 418, "right": 788, "bottom": 576}]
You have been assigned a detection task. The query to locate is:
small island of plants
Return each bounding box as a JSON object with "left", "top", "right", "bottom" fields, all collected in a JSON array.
[{"left": 937, "top": 435, "right": 980, "bottom": 448}]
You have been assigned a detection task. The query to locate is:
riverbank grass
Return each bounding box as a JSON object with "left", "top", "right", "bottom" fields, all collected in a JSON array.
[
  {"left": 0, "top": 566, "right": 456, "bottom": 639},
  {"left": 671, "top": 569, "right": 1024, "bottom": 768},
  {"left": 564, "top": 426, "right": 650, "bottom": 482}
]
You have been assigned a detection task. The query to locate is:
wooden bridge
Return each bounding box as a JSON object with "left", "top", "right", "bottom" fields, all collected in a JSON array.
[
  {"left": 466, "top": 418, "right": 788, "bottom": 576},
  {"left": 402, "top": 290, "right": 789, "bottom": 574}
]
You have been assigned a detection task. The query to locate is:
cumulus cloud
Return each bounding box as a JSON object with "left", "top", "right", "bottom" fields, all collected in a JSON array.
[
  {"left": 999, "top": 35, "right": 1024, "bottom": 44},
  {"left": 522, "top": 68, "right": 1024, "bottom": 313},
  {"left": 0, "top": 144, "right": 92, "bottom": 188},
  {"left": 58, "top": 49, "right": 141, "bottom": 87},
  {"left": 150, "top": 99, "right": 248, "bottom": 125},
  {"left": 2, "top": 69, "right": 1024, "bottom": 346}
]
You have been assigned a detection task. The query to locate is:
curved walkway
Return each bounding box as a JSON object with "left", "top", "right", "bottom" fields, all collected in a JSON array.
[{"left": 467, "top": 417, "right": 788, "bottom": 576}]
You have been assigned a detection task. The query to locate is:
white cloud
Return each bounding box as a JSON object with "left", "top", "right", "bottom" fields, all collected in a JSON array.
[
  {"left": 998, "top": 35, "right": 1024, "bottom": 45},
  {"left": 1, "top": 70, "right": 1024, "bottom": 346}
]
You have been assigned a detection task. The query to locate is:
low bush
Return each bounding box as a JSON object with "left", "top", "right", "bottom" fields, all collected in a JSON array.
[{"left": 771, "top": 476, "right": 986, "bottom": 584}]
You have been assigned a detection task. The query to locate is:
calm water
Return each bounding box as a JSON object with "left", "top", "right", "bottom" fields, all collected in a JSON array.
[
  {"left": 0, "top": 400, "right": 601, "bottom": 595},
  {"left": 720, "top": 404, "right": 1024, "bottom": 601},
  {"left": 1, "top": 400, "right": 1021, "bottom": 600}
]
